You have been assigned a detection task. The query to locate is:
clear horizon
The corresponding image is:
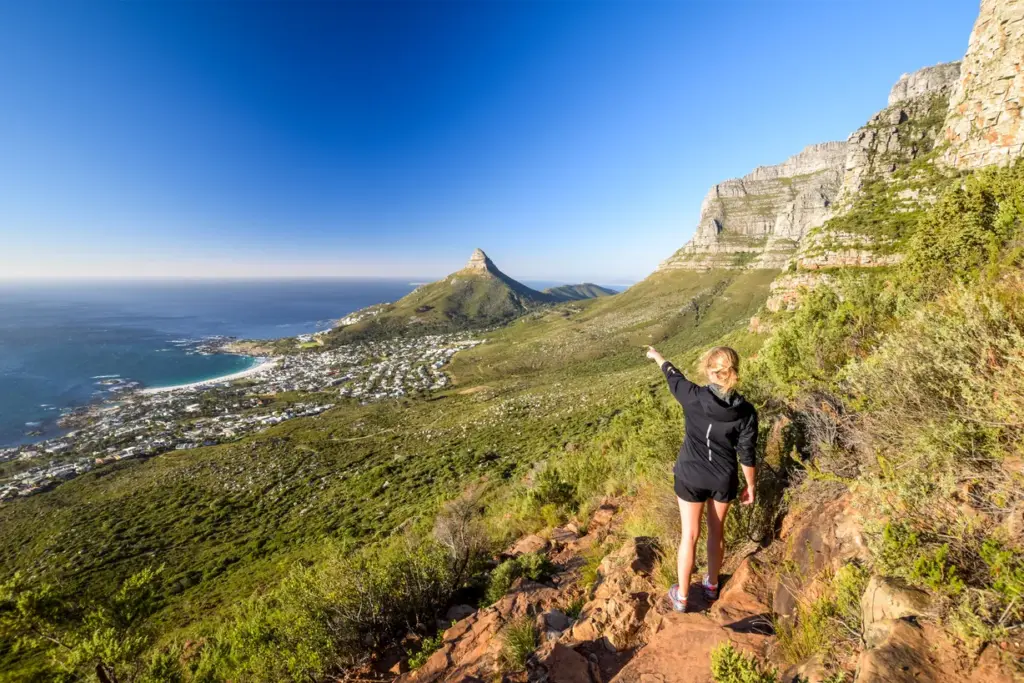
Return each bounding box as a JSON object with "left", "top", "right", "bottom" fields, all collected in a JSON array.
[
  {"left": 0, "top": 1, "right": 978, "bottom": 281},
  {"left": 0, "top": 272, "right": 638, "bottom": 286}
]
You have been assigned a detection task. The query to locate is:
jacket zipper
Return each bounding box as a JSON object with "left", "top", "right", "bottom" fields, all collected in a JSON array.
[{"left": 706, "top": 424, "right": 712, "bottom": 461}]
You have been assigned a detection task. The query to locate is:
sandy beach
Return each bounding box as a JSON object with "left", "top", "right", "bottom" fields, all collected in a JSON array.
[{"left": 139, "top": 358, "right": 279, "bottom": 394}]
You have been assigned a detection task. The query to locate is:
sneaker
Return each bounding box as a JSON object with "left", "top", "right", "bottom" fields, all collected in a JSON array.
[
  {"left": 668, "top": 584, "right": 687, "bottom": 612},
  {"left": 702, "top": 575, "right": 719, "bottom": 601}
]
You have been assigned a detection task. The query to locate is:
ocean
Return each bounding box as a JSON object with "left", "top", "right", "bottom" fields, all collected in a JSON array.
[{"left": 0, "top": 279, "right": 421, "bottom": 446}]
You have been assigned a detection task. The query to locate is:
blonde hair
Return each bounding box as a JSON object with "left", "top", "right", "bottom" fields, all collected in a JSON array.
[{"left": 702, "top": 346, "right": 740, "bottom": 393}]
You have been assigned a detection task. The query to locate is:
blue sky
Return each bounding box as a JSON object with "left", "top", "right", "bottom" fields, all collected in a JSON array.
[{"left": 0, "top": 1, "right": 978, "bottom": 282}]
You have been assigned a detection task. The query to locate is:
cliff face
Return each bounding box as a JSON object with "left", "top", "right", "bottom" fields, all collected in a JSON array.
[
  {"left": 943, "top": 0, "right": 1024, "bottom": 169},
  {"left": 658, "top": 0, "right": 1024, "bottom": 294},
  {"left": 782, "top": 61, "right": 963, "bottom": 283},
  {"left": 657, "top": 63, "right": 959, "bottom": 276},
  {"left": 834, "top": 61, "right": 961, "bottom": 208},
  {"left": 656, "top": 142, "right": 847, "bottom": 272}
]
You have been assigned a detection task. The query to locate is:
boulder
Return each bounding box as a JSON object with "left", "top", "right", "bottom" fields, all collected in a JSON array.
[
  {"left": 609, "top": 612, "right": 771, "bottom": 683},
  {"left": 510, "top": 534, "right": 550, "bottom": 557},
  {"left": 569, "top": 538, "right": 660, "bottom": 652},
  {"left": 858, "top": 616, "right": 1020, "bottom": 683},
  {"left": 780, "top": 657, "right": 830, "bottom": 683},
  {"left": 709, "top": 555, "right": 772, "bottom": 632},
  {"left": 856, "top": 618, "right": 938, "bottom": 683},
  {"left": 773, "top": 495, "right": 865, "bottom": 619},
  {"left": 550, "top": 526, "right": 579, "bottom": 547},
  {"left": 589, "top": 505, "right": 617, "bottom": 533},
  {"left": 542, "top": 608, "right": 570, "bottom": 632},
  {"left": 398, "top": 581, "right": 561, "bottom": 682},
  {"left": 528, "top": 641, "right": 601, "bottom": 683},
  {"left": 860, "top": 576, "right": 931, "bottom": 633}
]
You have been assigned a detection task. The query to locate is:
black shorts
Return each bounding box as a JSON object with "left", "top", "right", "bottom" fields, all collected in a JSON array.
[{"left": 674, "top": 476, "right": 737, "bottom": 503}]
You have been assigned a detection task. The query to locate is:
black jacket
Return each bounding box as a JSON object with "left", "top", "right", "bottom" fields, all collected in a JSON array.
[{"left": 661, "top": 361, "right": 758, "bottom": 492}]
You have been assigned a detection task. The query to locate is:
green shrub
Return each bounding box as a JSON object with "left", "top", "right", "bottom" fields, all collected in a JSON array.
[
  {"left": 564, "top": 595, "right": 586, "bottom": 620},
  {"left": 0, "top": 567, "right": 169, "bottom": 683},
  {"left": 901, "top": 163, "right": 1024, "bottom": 299},
  {"left": 498, "top": 616, "right": 538, "bottom": 672},
  {"left": 710, "top": 643, "right": 779, "bottom": 683},
  {"left": 408, "top": 632, "right": 444, "bottom": 670},
  {"left": 193, "top": 592, "right": 333, "bottom": 682},
  {"left": 530, "top": 466, "right": 577, "bottom": 509},
  {"left": 775, "top": 563, "right": 868, "bottom": 666},
  {"left": 749, "top": 273, "right": 894, "bottom": 397},
  {"left": 980, "top": 539, "right": 1024, "bottom": 628},
  {"left": 911, "top": 544, "right": 965, "bottom": 596},
  {"left": 485, "top": 552, "right": 555, "bottom": 605}
]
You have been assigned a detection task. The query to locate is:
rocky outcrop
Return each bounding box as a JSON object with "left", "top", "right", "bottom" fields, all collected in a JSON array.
[
  {"left": 888, "top": 62, "right": 963, "bottom": 107},
  {"left": 568, "top": 537, "right": 660, "bottom": 652},
  {"left": 657, "top": 142, "right": 847, "bottom": 272},
  {"left": 399, "top": 579, "right": 565, "bottom": 682},
  {"left": 609, "top": 613, "right": 771, "bottom": 683},
  {"left": 464, "top": 248, "right": 495, "bottom": 272},
  {"left": 860, "top": 576, "right": 931, "bottom": 630},
  {"left": 856, "top": 618, "right": 941, "bottom": 683},
  {"left": 762, "top": 61, "right": 959, "bottom": 308},
  {"left": 772, "top": 494, "right": 867, "bottom": 621},
  {"left": 766, "top": 272, "right": 835, "bottom": 312},
  {"left": 943, "top": 0, "right": 1024, "bottom": 169},
  {"left": 835, "top": 61, "right": 960, "bottom": 208}
]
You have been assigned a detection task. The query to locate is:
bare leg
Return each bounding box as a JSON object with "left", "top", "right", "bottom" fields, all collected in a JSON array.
[
  {"left": 676, "top": 497, "right": 704, "bottom": 597},
  {"left": 704, "top": 498, "right": 731, "bottom": 586}
]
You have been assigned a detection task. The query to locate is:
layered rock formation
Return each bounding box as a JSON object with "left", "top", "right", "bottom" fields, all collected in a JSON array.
[
  {"left": 658, "top": 62, "right": 960, "bottom": 277},
  {"left": 943, "top": 0, "right": 1024, "bottom": 169},
  {"left": 888, "top": 61, "right": 963, "bottom": 106},
  {"left": 835, "top": 61, "right": 961, "bottom": 207},
  {"left": 767, "top": 62, "right": 961, "bottom": 310},
  {"left": 464, "top": 248, "right": 495, "bottom": 273},
  {"left": 657, "top": 142, "right": 847, "bottom": 271}
]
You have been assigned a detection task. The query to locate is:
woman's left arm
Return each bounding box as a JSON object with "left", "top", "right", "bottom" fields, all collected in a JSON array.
[{"left": 737, "top": 410, "right": 759, "bottom": 505}]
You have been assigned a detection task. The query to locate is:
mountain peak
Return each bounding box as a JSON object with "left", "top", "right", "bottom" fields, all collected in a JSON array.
[{"left": 465, "top": 248, "right": 495, "bottom": 272}]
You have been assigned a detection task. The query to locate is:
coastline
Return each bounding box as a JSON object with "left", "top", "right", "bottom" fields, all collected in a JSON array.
[{"left": 139, "top": 358, "right": 279, "bottom": 394}]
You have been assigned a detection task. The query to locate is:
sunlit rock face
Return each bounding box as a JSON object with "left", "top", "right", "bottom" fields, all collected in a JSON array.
[
  {"left": 657, "top": 141, "right": 848, "bottom": 272},
  {"left": 835, "top": 61, "right": 961, "bottom": 208},
  {"left": 943, "top": 0, "right": 1024, "bottom": 169}
]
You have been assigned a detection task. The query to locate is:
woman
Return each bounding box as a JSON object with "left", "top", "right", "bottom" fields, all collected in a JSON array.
[{"left": 646, "top": 345, "right": 758, "bottom": 612}]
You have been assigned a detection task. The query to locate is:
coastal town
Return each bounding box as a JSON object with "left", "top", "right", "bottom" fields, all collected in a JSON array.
[{"left": 0, "top": 331, "right": 482, "bottom": 502}]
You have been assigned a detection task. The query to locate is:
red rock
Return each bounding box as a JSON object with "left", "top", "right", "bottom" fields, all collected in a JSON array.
[
  {"left": 530, "top": 642, "right": 600, "bottom": 683},
  {"left": 568, "top": 538, "right": 660, "bottom": 652},
  {"left": 589, "top": 505, "right": 617, "bottom": 532},
  {"left": 709, "top": 556, "right": 772, "bottom": 632},
  {"left": 510, "top": 534, "right": 550, "bottom": 557},
  {"left": 608, "top": 612, "right": 770, "bottom": 683},
  {"left": 550, "top": 526, "right": 580, "bottom": 547}
]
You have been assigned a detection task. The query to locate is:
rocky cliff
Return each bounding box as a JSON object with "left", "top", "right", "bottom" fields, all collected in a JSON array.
[
  {"left": 657, "top": 61, "right": 962, "bottom": 276},
  {"left": 834, "top": 61, "right": 961, "bottom": 208},
  {"left": 943, "top": 0, "right": 1024, "bottom": 169},
  {"left": 778, "top": 61, "right": 963, "bottom": 287},
  {"left": 656, "top": 142, "right": 847, "bottom": 272}
]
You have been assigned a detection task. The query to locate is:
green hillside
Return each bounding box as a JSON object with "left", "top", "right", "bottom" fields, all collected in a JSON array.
[{"left": 543, "top": 282, "right": 618, "bottom": 301}]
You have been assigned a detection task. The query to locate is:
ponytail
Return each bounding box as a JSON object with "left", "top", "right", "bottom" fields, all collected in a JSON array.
[{"left": 702, "top": 346, "right": 740, "bottom": 393}]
